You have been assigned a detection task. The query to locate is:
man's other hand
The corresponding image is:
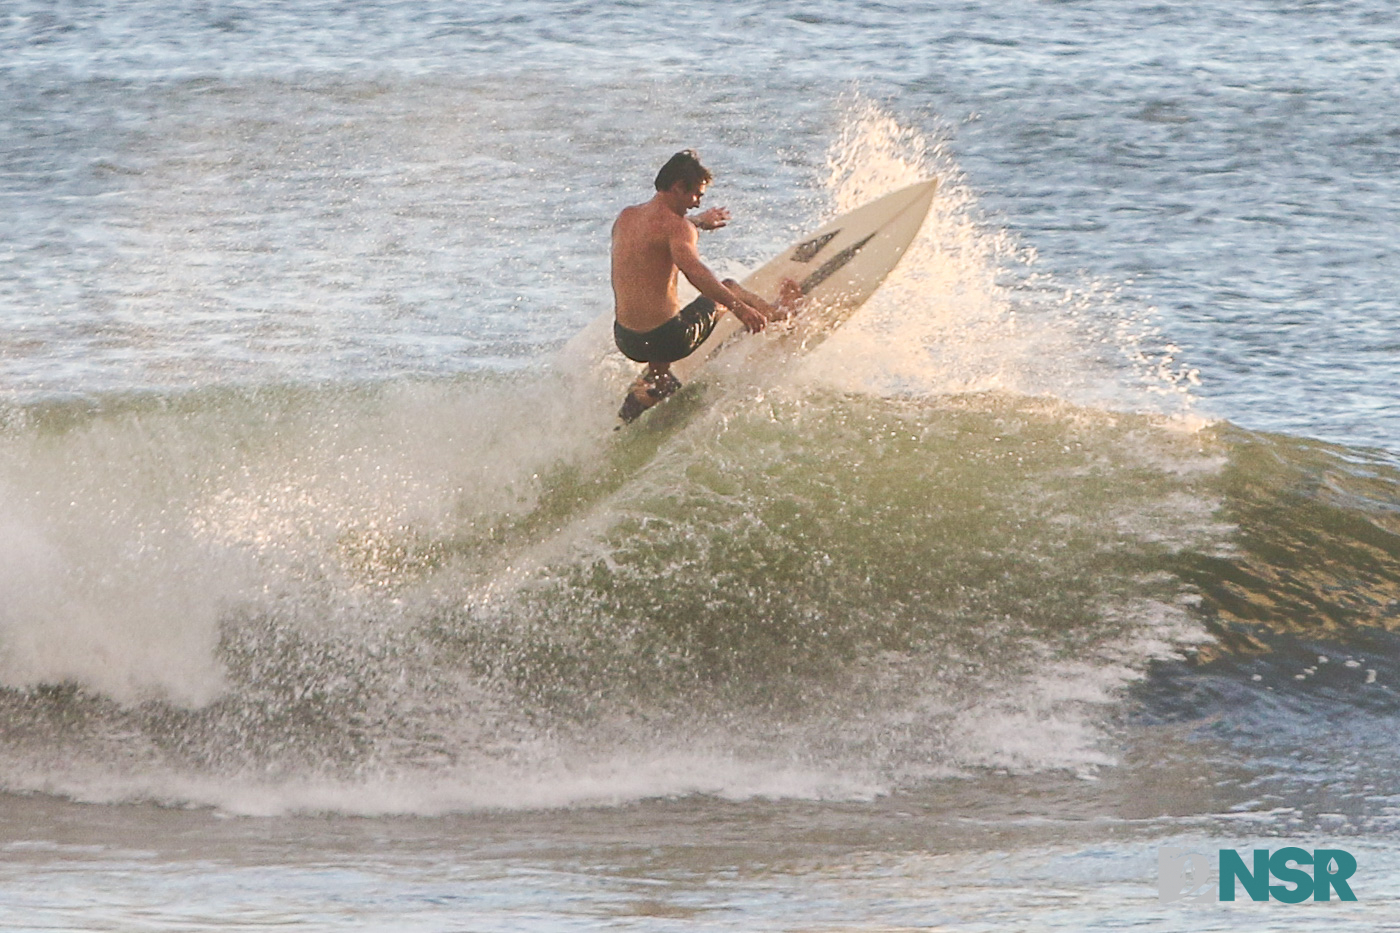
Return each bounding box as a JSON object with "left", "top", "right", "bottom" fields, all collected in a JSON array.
[{"left": 692, "top": 207, "right": 731, "bottom": 231}]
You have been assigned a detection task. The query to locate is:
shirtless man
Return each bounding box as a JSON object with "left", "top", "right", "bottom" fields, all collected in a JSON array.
[{"left": 612, "top": 149, "right": 801, "bottom": 422}]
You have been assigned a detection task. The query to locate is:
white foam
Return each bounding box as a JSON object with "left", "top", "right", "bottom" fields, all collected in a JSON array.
[
  {"left": 0, "top": 375, "right": 611, "bottom": 706},
  {"left": 780, "top": 98, "right": 1203, "bottom": 420},
  {"left": 947, "top": 600, "right": 1209, "bottom": 779},
  {"left": 0, "top": 474, "right": 231, "bottom": 707},
  {"left": 0, "top": 744, "right": 890, "bottom": 817}
]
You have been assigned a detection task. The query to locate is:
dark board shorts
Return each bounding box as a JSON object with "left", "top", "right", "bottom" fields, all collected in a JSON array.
[{"left": 613, "top": 296, "right": 719, "bottom": 364}]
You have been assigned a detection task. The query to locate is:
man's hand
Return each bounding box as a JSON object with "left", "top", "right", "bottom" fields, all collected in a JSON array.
[
  {"left": 691, "top": 207, "right": 731, "bottom": 231},
  {"left": 729, "top": 299, "right": 766, "bottom": 333}
]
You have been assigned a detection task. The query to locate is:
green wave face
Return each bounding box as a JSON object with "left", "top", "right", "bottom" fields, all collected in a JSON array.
[{"left": 1180, "top": 429, "right": 1400, "bottom": 645}]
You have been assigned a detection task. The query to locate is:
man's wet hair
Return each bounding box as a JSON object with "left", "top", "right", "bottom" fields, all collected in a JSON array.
[{"left": 654, "top": 149, "right": 713, "bottom": 192}]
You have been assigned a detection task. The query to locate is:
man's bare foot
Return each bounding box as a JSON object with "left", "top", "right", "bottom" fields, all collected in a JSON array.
[
  {"left": 767, "top": 277, "right": 806, "bottom": 322},
  {"left": 618, "top": 368, "right": 682, "bottom": 423}
]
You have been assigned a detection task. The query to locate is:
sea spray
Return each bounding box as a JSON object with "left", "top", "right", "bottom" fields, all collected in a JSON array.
[{"left": 806, "top": 99, "right": 1202, "bottom": 414}]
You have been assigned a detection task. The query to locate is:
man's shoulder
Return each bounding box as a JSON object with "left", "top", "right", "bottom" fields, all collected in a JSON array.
[
  {"left": 613, "top": 202, "right": 645, "bottom": 228},
  {"left": 615, "top": 201, "right": 691, "bottom": 239},
  {"left": 658, "top": 205, "right": 696, "bottom": 241}
]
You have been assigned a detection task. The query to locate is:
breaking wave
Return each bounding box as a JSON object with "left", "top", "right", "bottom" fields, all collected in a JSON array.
[{"left": 7, "top": 104, "right": 1386, "bottom": 816}]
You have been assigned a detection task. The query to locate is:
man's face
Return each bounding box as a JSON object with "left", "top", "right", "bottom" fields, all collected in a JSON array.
[{"left": 680, "top": 181, "right": 706, "bottom": 210}]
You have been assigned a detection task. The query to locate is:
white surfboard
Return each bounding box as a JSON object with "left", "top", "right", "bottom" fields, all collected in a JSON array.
[{"left": 667, "top": 178, "right": 938, "bottom": 387}]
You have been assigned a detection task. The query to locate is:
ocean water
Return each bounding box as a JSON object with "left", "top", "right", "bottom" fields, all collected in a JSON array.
[{"left": 2, "top": 1, "right": 1400, "bottom": 929}]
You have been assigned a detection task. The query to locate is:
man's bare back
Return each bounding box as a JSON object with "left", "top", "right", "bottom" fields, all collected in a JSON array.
[
  {"left": 610, "top": 179, "right": 767, "bottom": 334},
  {"left": 611, "top": 198, "right": 708, "bottom": 333}
]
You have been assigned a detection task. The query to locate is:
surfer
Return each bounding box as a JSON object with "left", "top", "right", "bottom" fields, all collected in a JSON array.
[{"left": 611, "top": 149, "right": 802, "bottom": 422}]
